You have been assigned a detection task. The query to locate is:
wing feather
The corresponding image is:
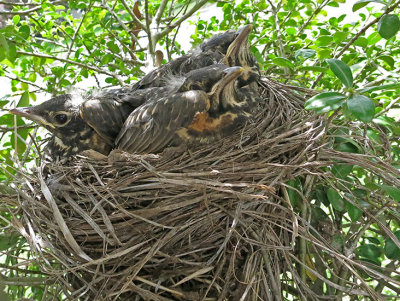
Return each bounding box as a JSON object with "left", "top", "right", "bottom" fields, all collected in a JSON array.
[{"left": 116, "top": 90, "right": 209, "bottom": 154}]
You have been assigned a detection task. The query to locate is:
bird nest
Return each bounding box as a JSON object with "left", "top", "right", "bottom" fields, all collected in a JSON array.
[{"left": 12, "top": 77, "right": 393, "bottom": 300}]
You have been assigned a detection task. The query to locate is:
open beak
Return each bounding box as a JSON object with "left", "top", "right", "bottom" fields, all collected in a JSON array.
[
  {"left": 9, "top": 107, "right": 47, "bottom": 124},
  {"left": 223, "top": 24, "right": 252, "bottom": 66}
]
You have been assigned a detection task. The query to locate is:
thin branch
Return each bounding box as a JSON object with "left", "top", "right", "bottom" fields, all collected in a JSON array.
[
  {"left": 0, "top": 124, "right": 37, "bottom": 133},
  {"left": 296, "top": 0, "right": 330, "bottom": 37},
  {"left": 66, "top": 1, "right": 93, "bottom": 60},
  {"left": 3, "top": 74, "right": 46, "bottom": 91},
  {"left": 154, "top": 0, "right": 169, "bottom": 27},
  {"left": 145, "top": 0, "right": 153, "bottom": 57},
  {"left": 0, "top": 0, "right": 64, "bottom": 15},
  {"left": 154, "top": 0, "right": 210, "bottom": 42},
  {"left": 375, "top": 96, "right": 400, "bottom": 117},
  {"left": 0, "top": 1, "right": 38, "bottom": 5},
  {"left": 267, "top": 0, "right": 285, "bottom": 59},
  {"left": 17, "top": 51, "right": 124, "bottom": 85},
  {"left": 120, "top": 0, "right": 146, "bottom": 31},
  {"left": 101, "top": 0, "right": 141, "bottom": 49}
]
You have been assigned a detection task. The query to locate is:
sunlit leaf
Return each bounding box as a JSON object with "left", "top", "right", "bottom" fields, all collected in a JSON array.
[
  {"left": 358, "top": 83, "right": 400, "bottom": 93},
  {"left": 12, "top": 15, "right": 20, "bottom": 25},
  {"left": 295, "top": 49, "right": 316, "bottom": 61},
  {"left": 367, "top": 32, "right": 382, "bottom": 45},
  {"left": 17, "top": 91, "right": 29, "bottom": 107},
  {"left": 352, "top": 0, "right": 385, "bottom": 12},
  {"left": 298, "top": 66, "right": 328, "bottom": 72},
  {"left": 305, "top": 92, "right": 346, "bottom": 113},
  {"left": 272, "top": 57, "right": 294, "bottom": 68}
]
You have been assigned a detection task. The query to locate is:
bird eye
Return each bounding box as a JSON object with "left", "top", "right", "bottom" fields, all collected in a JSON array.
[{"left": 54, "top": 113, "right": 68, "bottom": 125}]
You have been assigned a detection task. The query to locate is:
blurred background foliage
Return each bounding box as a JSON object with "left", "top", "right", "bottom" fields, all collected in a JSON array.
[{"left": 0, "top": 0, "right": 399, "bottom": 300}]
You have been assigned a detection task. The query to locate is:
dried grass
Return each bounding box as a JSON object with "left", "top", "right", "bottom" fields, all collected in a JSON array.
[{"left": 7, "top": 78, "right": 400, "bottom": 300}]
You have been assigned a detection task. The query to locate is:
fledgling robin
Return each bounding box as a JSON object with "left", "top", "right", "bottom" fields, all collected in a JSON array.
[
  {"left": 116, "top": 66, "right": 260, "bottom": 154},
  {"left": 131, "top": 25, "right": 257, "bottom": 90}
]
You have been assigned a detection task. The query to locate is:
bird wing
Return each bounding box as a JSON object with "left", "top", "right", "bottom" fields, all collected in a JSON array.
[
  {"left": 81, "top": 97, "right": 133, "bottom": 145},
  {"left": 115, "top": 90, "right": 210, "bottom": 154}
]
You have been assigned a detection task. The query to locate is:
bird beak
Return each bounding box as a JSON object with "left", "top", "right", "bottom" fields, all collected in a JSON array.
[
  {"left": 223, "top": 24, "right": 252, "bottom": 65},
  {"left": 222, "top": 66, "right": 245, "bottom": 82},
  {"left": 210, "top": 66, "right": 244, "bottom": 96},
  {"left": 9, "top": 106, "right": 47, "bottom": 125}
]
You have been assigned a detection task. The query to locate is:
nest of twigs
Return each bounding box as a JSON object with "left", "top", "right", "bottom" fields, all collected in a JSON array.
[{"left": 9, "top": 78, "right": 400, "bottom": 300}]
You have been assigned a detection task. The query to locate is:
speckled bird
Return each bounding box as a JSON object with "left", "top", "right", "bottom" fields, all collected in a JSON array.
[
  {"left": 131, "top": 24, "right": 258, "bottom": 90},
  {"left": 116, "top": 66, "right": 260, "bottom": 154}
]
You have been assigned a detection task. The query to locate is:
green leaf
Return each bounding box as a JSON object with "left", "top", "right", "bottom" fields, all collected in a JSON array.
[
  {"left": 384, "top": 230, "right": 400, "bottom": 260},
  {"left": 286, "top": 27, "right": 296, "bottom": 35},
  {"left": 333, "top": 31, "right": 348, "bottom": 43},
  {"left": 272, "top": 57, "right": 294, "bottom": 68},
  {"left": 7, "top": 43, "right": 17, "bottom": 63},
  {"left": 17, "top": 91, "right": 29, "bottom": 107},
  {"left": 315, "top": 35, "right": 333, "bottom": 46},
  {"left": 332, "top": 164, "right": 353, "bottom": 178},
  {"left": 286, "top": 178, "right": 303, "bottom": 209},
  {"left": 354, "top": 37, "right": 368, "bottom": 47},
  {"left": 311, "top": 207, "right": 328, "bottom": 223},
  {"left": 101, "top": 53, "right": 114, "bottom": 65},
  {"left": 378, "top": 14, "right": 400, "bottom": 40},
  {"left": 358, "top": 83, "right": 400, "bottom": 93},
  {"left": 377, "top": 55, "right": 395, "bottom": 70},
  {"left": 332, "top": 234, "right": 344, "bottom": 252},
  {"left": 19, "top": 25, "right": 30, "bottom": 39},
  {"left": 352, "top": 0, "right": 385, "bottom": 12},
  {"left": 0, "top": 47, "right": 5, "bottom": 61},
  {"left": 345, "top": 201, "right": 363, "bottom": 222},
  {"left": 12, "top": 15, "right": 20, "bottom": 25},
  {"left": 379, "top": 185, "right": 400, "bottom": 202},
  {"left": 106, "top": 41, "right": 120, "bottom": 53},
  {"left": 0, "top": 33, "right": 9, "bottom": 54},
  {"left": 0, "top": 233, "right": 20, "bottom": 251},
  {"left": 366, "top": 237, "right": 381, "bottom": 245},
  {"left": 356, "top": 244, "right": 382, "bottom": 261},
  {"left": 326, "top": 59, "right": 353, "bottom": 88},
  {"left": 298, "top": 66, "right": 328, "bottom": 72},
  {"left": 327, "top": 188, "right": 345, "bottom": 211},
  {"left": 367, "top": 32, "right": 382, "bottom": 45},
  {"left": 295, "top": 49, "right": 316, "bottom": 61},
  {"left": 305, "top": 92, "right": 346, "bottom": 113},
  {"left": 347, "top": 95, "right": 375, "bottom": 122}
]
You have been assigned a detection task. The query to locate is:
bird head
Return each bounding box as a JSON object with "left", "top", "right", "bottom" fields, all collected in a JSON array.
[
  {"left": 9, "top": 94, "right": 98, "bottom": 155},
  {"left": 209, "top": 66, "right": 244, "bottom": 113},
  {"left": 223, "top": 24, "right": 260, "bottom": 86},
  {"left": 200, "top": 29, "right": 238, "bottom": 54}
]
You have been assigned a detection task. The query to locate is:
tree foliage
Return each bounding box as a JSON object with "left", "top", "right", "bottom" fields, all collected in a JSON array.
[{"left": 0, "top": 0, "right": 399, "bottom": 300}]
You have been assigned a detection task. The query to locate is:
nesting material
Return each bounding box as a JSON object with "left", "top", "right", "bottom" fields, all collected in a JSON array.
[{"left": 13, "top": 77, "right": 396, "bottom": 300}]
